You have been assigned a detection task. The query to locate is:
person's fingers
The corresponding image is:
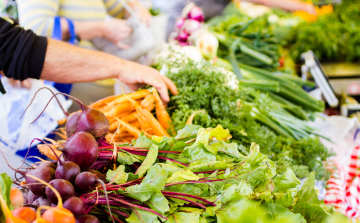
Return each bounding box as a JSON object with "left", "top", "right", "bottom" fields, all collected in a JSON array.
[
  {"left": 117, "top": 41, "right": 130, "bottom": 50},
  {"left": 161, "top": 76, "right": 178, "bottom": 95},
  {"left": 142, "top": 72, "right": 170, "bottom": 102}
]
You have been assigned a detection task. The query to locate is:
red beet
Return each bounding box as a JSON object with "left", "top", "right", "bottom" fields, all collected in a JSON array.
[
  {"left": 88, "top": 169, "right": 107, "bottom": 183},
  {"left": 27, "top": 190, "right": 40, "bottom": 204},
  {"left": 45, "top": 179, "right": 74, "bottom": 204},
  {"left": 55, "top": 161, "right": 81, "bottom": 184},
  {"left": 38, "top": 161, "right": 57, "bottom": 169},
  {"left": 63, "top": 197, "right": 84, "bottom": 217},
  {"left": 76, "top": 215, "right": 100, "bottom": 223},
  {"left": 58, "top": 132, "right": 99, "bottom": 171},
  {"left": 32, "top": 197, "right": 51, "bottom": 206}
]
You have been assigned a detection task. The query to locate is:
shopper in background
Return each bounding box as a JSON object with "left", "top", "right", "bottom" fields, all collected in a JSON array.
[{"left": 0, "top": 17, "right": 177, "bottom": 101}]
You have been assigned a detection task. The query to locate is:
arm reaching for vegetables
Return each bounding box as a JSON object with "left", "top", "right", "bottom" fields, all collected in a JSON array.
[
  {"left": 0, "top": 17, "right": 177, "bottom": 102},
  {"left": 237, "top": 0, "right": 316, "bottom": 14}
]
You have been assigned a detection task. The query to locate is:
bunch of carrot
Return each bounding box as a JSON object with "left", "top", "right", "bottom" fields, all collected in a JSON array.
[{"left": 58, "top": 89, "right": 174, "bottom": 143}]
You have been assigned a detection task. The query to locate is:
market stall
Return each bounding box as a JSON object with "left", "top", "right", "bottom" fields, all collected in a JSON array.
[{"left": 1, "top": 0, "right": 360, "bottom": 222}]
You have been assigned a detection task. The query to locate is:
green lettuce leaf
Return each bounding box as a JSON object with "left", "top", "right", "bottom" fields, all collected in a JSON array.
[
  {"left": 182, "top": 143, "right": 217, "bottom": 164},
  {"left": 273, "top": 168, "right": 301, "bottom": 193},
  {"left": 264, "top": 203, "right": 306, "bottom": 223},
  {"left": 293, "top": 203, "right": 333, "bottom": 223},
  {"left": 117, "top": 151, "right": 142, "bottom": 165},
  {"left": 135, "top": 144, "right": 158, "bottom": 178},
  {"left": 134, "top": 133, "right": 157, "bottom": 147},
  {"left": 213, "top": 141, "right": 241, "bottom": 159},
  {"left": 106, "top": 165, "right": 128, "bottom": 184}
]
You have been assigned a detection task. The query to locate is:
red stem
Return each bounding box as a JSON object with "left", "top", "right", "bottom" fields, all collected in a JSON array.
[
  {"left": 30, "top": 92, "right": 87, "bottom": 124},
  {"left": 162, "top": 191, "right": 216, "bottom": 206},
  {"left": 0, "top": 151, "right": 26, "bottom": 175},
  {"left": 20, "top": 87, "right": 69, "bottom": 119},
  {"left": 166, "top": 194, "right": 207, "bottom": 209}
]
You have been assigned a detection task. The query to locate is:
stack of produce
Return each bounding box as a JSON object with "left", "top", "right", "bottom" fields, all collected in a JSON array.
[
  {"left": 1, "top": 123, "right": 336, "bottom": 222},
  {"left": 157, "top": 56, "right": 331, "bottom": 180}
]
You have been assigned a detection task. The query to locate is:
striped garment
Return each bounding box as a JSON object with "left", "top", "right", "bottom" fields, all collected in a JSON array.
[{"left": 16, "top": 0, "right": 125, "bottom": 49}]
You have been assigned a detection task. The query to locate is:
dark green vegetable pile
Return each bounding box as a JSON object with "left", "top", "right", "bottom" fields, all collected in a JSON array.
[
  {"left": 291, "top": 0, "right": 360, "bottom": 62},
  {"left": 161, "top": 57, "right": 332, "bottom": 181}
]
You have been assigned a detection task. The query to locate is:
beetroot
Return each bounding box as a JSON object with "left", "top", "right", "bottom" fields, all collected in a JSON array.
[
  {"left": 32, "top": 197, "right": 51, "bottom": 206},
  {"left": 63, "top": 197, "right": 84, "bottom": 217},
  {"left": 88, "top": 169, "right": 107, "bottom": 183},
  {"left": 25, "top": 88, "right": 109, "bottom": 139},
  {"left": 76, "top": 215, "right": 100, "bottom": 223},
  {"left": 58, "top": 132, "right": 99, "bottom": 171},
  {"left": 55, "top": 161, "right": 81, "bottom": 184},
  {"left": 45, "top": 179, "right": 74, "bottom": 204},
  {"left": 27, "top": 190, "right": 40, "bottom": 204},
  {"left": 38, "top": 161, "right": 57, "bottom": 169}
]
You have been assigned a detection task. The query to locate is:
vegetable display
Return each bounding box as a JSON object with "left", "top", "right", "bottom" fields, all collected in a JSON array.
[
  {"left": 159, "top": 56, "right": 331, "bottom": 180},
  {"left": 1, "top": 123, "right": 335, "bottom": 223}
]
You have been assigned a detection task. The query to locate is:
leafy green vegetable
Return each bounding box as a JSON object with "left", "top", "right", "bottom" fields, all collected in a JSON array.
[
  {"left": 0, "top": 173, "right": 12, "bottom": 222},
  {"left": 106, "top": 165, "right": 128, "bottom": 184},
  {"left": 135, "top": 144, "right": 158, "bottom": 178},
  {"left": 126, "top": 208, "right": 161, "bottom": 223}
]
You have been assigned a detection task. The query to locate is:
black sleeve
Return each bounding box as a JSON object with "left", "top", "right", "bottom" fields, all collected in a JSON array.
[{"left": 0, "top": 17, "right": 48, "bottom": 81}]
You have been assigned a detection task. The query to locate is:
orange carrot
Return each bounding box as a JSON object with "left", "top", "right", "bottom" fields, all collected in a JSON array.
[
  {"left": 116, "top": 119, "right": 142, "bottom": 138},
  {"left": 104, "top": 102, "right": 135, "bottom": 118},
  {"left": 137, "top": 106, "right": 169, "bottom": 137},
  {"left": 135, "top": 114, "right": 154, "bottom": 135},
  {"left": 109, "top": 112, "right": 138, "bottom": 132},
  {"left": 140, "top": 95, "right": 155, "bottom": 108},
  {"left": 143, "top": 102, "right": 155, "bottom": 112},
  {"left": 152, "top": 89, "right": 175, "bottom": 134},
  {"left": 186, "top": 111, "right": 206, "bottom": 125},
  {"left": 89, "top": 95, "right": 118, "bottom": 109},
  {"left": 102, "top": 89, "right": 150, "bottom": 112}
]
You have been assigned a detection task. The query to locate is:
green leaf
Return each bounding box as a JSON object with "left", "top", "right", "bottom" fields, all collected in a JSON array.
[
  {"left": 166, "top": 141, "right": 187, "bottom": 159},
  {"left": 0, "top": 173, "right": 12, "bottom": 207},
  {"left": 273, "top": 168, "right": 301, "bottom": 193},
  {"left": 274, "top": 190, "right": 294, "bottom": 208},
  {"left": 167, "top": 170, "right": 199, "bottom": 184},
  {"left": 157, "top": 163, "right": 184, "bottom": 176},
  {"left": 209, "top": 125, "right": 232, "bottom": 141},
  {"left": 125, "top": 184, "right": 158, "bottom": 202},
  {"left": 166, "top": 210, "right": 202, "bottom": 223},
  {"left": 218, "top": 180, "right": 253, "bottom": 204},
  {"left": 175, "top": 125, "right": 202, "bottom": 140},
  {"left": 188, "top": 161, "right": 229, "bottom": 172},
  {"left": 293, "top": 203, "right": 332, "bottom": 223},
  {"left": 142, "top": 165, "right": 169, "bottom": 190},
  {"left": 117, "top": 151, "right": 142, "bottom": 165},
  {"left": 301, "top": 172, "right": 316, "bottom": 190},
  {"left": 106, "top": 165, "right": 128, "bottom": 184},
  {"left": 126, "top": 208, "right": 161, "bottom": 223},
  {"left": 252, "top": 179, "right": 274, "bottom": 202},
  {"left": 134, "top": 133, "right": 157, "bottom": 147},
  {"left": 214, "top": 141, "right": 241, "bottom": 159},
  {"left": 295, "top": 188, "right": 321, "bottom": 205},
  {"left": 135, "top": 144, "right": 158, "bottom": 178},
  {"left": 264, "top": 203, "right": 306, "bottom": 223},
  {"left": 182, "top": 143, "right": 217, "bottom": 164},
  {"left": 146, "top": 192, "right": 169, "bottom": 216}
]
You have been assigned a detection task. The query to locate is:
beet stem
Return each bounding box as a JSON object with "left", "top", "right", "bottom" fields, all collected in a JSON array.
[
  {"left": 0, "top": 151, "right": 26, "bottom": 175},
  {"left": 162, "top": 191, "right": 216, "bottom": 206},
  {"left": 20, "top": 87, "right": 69, "bottom": 119},
  {"left": 33, "top": 138, "right": 63, "bottom": 165},
  {"left": 97, "top": 179, "right": 115, "bottom": 223},
  {"left": 166, "top": 194, "right": 207, "bottom": 209}
]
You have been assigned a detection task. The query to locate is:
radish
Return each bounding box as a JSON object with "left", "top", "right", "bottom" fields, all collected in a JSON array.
[
  {"left": 76, "top": 215, "right": 100, "bottom": 223},
  {"left": 26, "top": 175, "right": 75, "bottom": 223},
  {"left": 74, "top": 172, "right": 114, "bottom": 223},
  {"left": 184, "top": 19, "right": 201, "bottom": 34},
  {"left": 63, "top": 197, "right": 84, "bottom": 217},
  {"left": 10, "top": 187, "right": 23, "bottom": 209},
  {"left": 176, "top": 18, "right": 185, "bottom": 29},
  {"left": 1, "top": 151, "right": 55, "bottom": 197},
  {"left": 45, "top": 179, "right": 74, "bottom": 205},
  {"left": 58, "top": 132, "right": 99, "bottom": 171},
  {"left": 187, "top": 6, "right": 204, "bottom": 22},
  {"left": 177, "top": 30, "right": 190, "bottom": 42},
  {"left": 55, "top": 161, "right": 80, "bottom": 184}
]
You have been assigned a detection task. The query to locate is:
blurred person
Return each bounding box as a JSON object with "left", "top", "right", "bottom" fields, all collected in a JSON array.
[{"left": 0, "top": 17, "right": 177, "bottom": 102}]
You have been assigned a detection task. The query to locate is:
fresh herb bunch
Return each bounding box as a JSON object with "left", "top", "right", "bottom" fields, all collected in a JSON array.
[{"left": 160, "top": 57, "right": 331, "bottom": 180}]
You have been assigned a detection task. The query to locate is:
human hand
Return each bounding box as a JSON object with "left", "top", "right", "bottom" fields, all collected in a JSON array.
[
  {"left": 103, "top": 18, "right": 133, "bottom": 49},
  {"left": 8, "top": 78, "right": 32, "bottom": 89},
  {"left": 117, "top": 61, "right": 178, "bottom": 102},
  {"left": 126, "top": 1, "right": 152, "bottom": 26},
  {"left": 303, "top": 3, "right": 317, "bottom": 15}
]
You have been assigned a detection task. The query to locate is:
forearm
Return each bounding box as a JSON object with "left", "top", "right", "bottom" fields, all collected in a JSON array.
[
  {"left": 40, "top": 38, "right": 122, "bottom": 83},
  {"left": 241, "top": 0, "right": 310, "bottom": 12},
  {"left": 61, "top": 18, "right": 104, "bottom": 40}
]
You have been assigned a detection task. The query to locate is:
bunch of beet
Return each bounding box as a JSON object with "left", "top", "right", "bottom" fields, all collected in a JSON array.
[{"left": 3, "top": 88, "right": 115, "bottom": 222}]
